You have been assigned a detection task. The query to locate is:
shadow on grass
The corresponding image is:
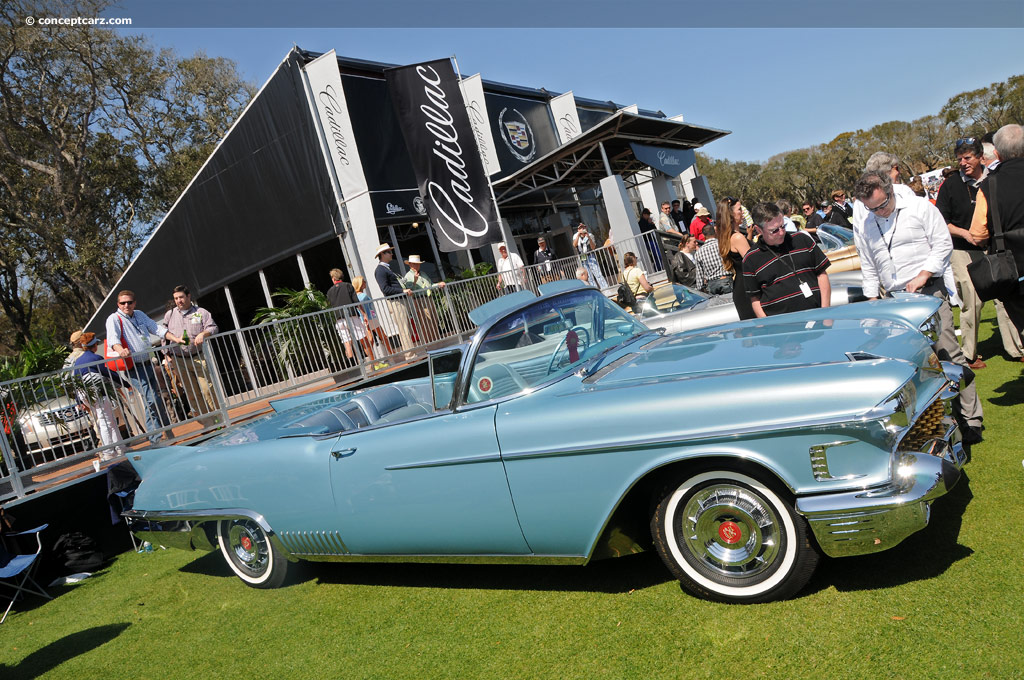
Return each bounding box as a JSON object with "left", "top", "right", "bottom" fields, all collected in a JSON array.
[
  {"left": 0, "top": 623, "right": 130, "bottom": 680},
  {"left": 986, "top": 370, "right": 1024, "bottom": 407},
  {"left": 179, "top": 546, "right": 674, "bottom": 594},
  {"left": 805, "top": 469, "right": 975, "bottom": 596}
]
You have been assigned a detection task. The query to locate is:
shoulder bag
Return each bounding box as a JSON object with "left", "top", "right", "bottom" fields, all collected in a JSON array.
[{"left": 967, "top": 176, "right": 1023, "bottom": 301}]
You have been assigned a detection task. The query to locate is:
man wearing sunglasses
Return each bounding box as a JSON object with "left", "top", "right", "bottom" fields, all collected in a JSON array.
[
  {"left": 106, "top": 290, "right": 178, "bottom": 444},
  {"left": 742, "top": 202, "right": 831, "bottom": 317},
  {"left": 936, "top": 137, "right": 989, "bottom": 369},
  {"left": 852, "top": 171, "right": 984, "bottom": 445}
]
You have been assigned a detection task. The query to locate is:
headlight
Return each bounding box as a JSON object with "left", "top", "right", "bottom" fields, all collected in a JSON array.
[
  {"left": 919, "top": 311, "right": 941, "bottom": 343},
  {"left": 878, "top": 380, "right": 917, "bottom": 434}
]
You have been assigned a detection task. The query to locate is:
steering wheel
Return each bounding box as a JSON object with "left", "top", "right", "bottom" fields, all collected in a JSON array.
[{"left": 547, "top": 326, "right": 591, "bottom": 374}]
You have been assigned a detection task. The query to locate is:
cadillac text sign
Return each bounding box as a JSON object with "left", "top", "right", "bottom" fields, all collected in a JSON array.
[
  {"left": 302, "top": 50, "right": 370, "bottom": 203},
  {"left": 386, "top": 58, "right": 500, "bottom": 252},
  {"left": 629, "top": 142, "right": 696, "bottom": 178}
]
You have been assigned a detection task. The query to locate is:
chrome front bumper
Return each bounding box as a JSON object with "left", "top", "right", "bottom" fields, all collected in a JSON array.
[{"left": 797, "top": 434, "right": 963, "bottom": 559}]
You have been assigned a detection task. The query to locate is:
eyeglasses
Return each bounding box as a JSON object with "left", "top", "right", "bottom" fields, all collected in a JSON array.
[
  {"left": 725, "top": 196, "right": 739, "bottom": 204},
  {"left": 802, "top": 206, "right": 814, "bottom": 212},
  {"left": 955, "top": 137, "right": 977, "bottom": 150},
  {"left": 117, "top": 300, "right": 135, "bottom": 306},
  {"left": 864, "top": 193, "right": 892, "bottom": 213},
  {"left": 763, "top": 225, "right": 785, "bottom": 236}
]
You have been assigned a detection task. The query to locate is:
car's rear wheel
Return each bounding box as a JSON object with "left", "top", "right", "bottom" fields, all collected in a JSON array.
[
  {"left": 217, "top": 518, "right": 288, "bottom": 588},
  {"left": 651, "top": 470, "right": 818, "bottom": 603}
]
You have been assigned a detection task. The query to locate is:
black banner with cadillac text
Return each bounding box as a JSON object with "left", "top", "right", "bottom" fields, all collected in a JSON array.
[{"left": 385, "top": 58, "right": 501, "bottom": 252}]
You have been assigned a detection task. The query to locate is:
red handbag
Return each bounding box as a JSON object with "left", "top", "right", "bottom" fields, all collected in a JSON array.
[{"left": 104, "top": 316, "right": 135, "bottom": 371}]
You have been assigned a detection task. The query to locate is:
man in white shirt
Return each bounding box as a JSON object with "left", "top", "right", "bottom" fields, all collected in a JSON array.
[
  {"left": 851, "top": 171, "right": 983, "bottom": 445},
  {"left": 495, "top": 243, "right": 526, "bottom": 293}
]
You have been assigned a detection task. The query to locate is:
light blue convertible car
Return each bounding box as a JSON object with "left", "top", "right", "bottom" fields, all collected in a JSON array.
[{"left": 125, "top": 281, "right": 965, "bottom": 603}]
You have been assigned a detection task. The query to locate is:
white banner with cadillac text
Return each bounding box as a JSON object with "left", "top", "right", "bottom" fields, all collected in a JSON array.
[
  {"left": 459, "top": 74, "right": 501, "bottom": 177},
  {"left": 549, "top": 91, "right": 582, "bottom": 145},
  {"left": 303, "top": 50, "right": 370, "bottom": 203}
]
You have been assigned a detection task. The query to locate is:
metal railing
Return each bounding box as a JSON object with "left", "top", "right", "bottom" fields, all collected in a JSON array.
[{"left": 0, "top": 229, "right": 671, "bottom": 502}]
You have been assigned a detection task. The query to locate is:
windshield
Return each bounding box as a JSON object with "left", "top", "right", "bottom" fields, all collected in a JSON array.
[
  {"left": 637, "top": 283, "right": 708, "bottom": 318},
  {"left": 465, "top": 290, "right": 643, "bottom": 404}
]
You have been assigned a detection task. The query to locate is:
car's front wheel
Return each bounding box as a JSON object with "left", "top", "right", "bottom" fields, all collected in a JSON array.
[
  {"left": 217, "top": 518, "right": 288, "bottom": 588},
  {"left": 651, "top": 470, "right": 818, "bottom": 603}
]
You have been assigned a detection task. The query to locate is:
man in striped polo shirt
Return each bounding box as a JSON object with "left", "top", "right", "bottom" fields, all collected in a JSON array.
[{"left": 743, "top": 202, "right": 832, "bottom": 317}]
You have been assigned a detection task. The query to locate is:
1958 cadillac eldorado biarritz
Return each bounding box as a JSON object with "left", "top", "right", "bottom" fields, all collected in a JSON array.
[{"left": 124, "top": 280, "right": 965, "bottom": 603}]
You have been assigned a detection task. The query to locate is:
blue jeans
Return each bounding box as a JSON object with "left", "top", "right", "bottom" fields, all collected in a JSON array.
[{"left": 129, "top": 361, "right": 170, "bottom": 444}]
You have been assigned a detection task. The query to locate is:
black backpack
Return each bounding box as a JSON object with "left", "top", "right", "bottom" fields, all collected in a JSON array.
[
  {"left": 616, "top": 268, "right": 638, "bottom": 309},
  {"left": 53, "top": 531, "right": 104, "bottom": 571}
]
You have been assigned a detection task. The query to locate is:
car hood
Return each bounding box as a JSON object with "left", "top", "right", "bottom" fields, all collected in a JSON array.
[{"left": 602, "top": 315, "right": 934, "bottom": 386}]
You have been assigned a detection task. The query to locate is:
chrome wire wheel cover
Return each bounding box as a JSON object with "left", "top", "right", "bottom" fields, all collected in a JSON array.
[
  {"left": 224, "top": 520, "right": 269, "bottom": 578},
  {"left": 679, "top": 483, "right": 782, "bottom": 581}
]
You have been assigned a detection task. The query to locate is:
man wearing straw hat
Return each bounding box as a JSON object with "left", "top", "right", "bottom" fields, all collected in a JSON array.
[
  {"left": 373, "top": 243, "right": 415, "bottom": 357},
  {"left": 401, "top": 255, "right": 445, "bottom": 344}
]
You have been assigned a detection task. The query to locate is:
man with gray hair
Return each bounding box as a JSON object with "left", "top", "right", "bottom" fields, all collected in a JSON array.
[
  {"left": 852, "top": 171, "right": 984, "bottom": 445},
  {"left": 970, "top": 123, "right": 1024, "bottom": 334}
]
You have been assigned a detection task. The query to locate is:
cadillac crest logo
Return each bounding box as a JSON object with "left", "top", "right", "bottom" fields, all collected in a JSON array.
[{"left": 498, "top": 107, "right": 536, "bottom": 163}]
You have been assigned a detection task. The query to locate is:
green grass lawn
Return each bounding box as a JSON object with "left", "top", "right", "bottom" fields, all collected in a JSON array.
[{"left": 3, "top": 305, "right": 1024, "bottom": 679}]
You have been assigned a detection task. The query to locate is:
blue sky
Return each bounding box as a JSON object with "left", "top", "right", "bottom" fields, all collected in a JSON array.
[{"left": 126, "top": 27, "right": 1024, "bottom": 162}]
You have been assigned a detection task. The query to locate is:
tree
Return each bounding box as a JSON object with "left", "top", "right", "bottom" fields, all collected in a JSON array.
[
  {"left": 697, "top": 73, "right": 1023, "bottom": 209},
  {"left": 0, "top": 0, "right": 255, "bottom": 348}
]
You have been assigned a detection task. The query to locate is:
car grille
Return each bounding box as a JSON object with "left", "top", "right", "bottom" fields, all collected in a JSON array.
[
  {"left": 38, "top": 406, "right": 86, "bottom": 427},
  {"left": 898, "top": 399, "right": 948, "bottom": 452}
]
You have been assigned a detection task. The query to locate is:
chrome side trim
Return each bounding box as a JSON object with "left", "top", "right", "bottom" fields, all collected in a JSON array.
[
  {"left": 385, "top": 452, "right": 503, "bottom": 470},
  {"left": 808, "top": 440, "right": 865, "bottom": 481},
  {"left": 295, "top": 553, "right": 586, "bottom": 565},
  {"left": 278, "top": 530, "right": 349, "bottom": 556},
  {"left": 498, "top": 406, "right": 907, "bottom": 463},
  {"left": 123, "top": 507, "right": 272, "bottom": 532}
]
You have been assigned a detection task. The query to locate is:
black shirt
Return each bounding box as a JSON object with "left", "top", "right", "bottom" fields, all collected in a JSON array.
[
  {"left": 936, "top": 172, "right": 984, "bottom": 251},
  {"left": 327, "top": 280, "right": 358, "bottom": 316},
  {"left": 534, "top": 247, "right": 555, "bottom": 266},
  {"left": 743, "top": 232, "right": 830, "bottom": 315}
]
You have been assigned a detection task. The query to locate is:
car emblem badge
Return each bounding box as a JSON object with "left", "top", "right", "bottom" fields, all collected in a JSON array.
[
  {"left": 478, "top": 377, "right": 492, "bottom": 393},
  {"left": 241, "top": 536, "right": 253, "bottom": 551},
  {"left": 718, "top": 521, "right": 741, "bottom": 544}
]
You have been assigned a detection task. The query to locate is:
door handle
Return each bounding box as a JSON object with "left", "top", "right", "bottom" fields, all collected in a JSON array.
[{"left": 331, "top": 447, "right": 357, "bottom": 460}]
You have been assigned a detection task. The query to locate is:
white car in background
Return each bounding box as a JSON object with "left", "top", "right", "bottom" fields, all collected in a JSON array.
[{"left": 637, "top": 271, "right": 866, "bottom": 334}]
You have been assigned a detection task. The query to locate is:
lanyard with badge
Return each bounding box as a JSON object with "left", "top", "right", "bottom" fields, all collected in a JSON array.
[
  {"left": 874, "top": 208, "right": 903, "bottom": 294},
  {"left": 762, "top": 237, "right": 814, "bottom": 299}
]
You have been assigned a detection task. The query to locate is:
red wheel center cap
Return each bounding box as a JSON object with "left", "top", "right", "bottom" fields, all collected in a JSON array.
[
  {"left": 718, "top": 521, "right": 742, "bottom": 544},
  {"left": 241, "top": 536, "right": 253, "bottom": 551}
]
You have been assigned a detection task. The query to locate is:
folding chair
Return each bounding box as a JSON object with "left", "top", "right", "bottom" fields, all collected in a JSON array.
[{"left": 0, "top": 523, "right": 51, "bottom": 623}]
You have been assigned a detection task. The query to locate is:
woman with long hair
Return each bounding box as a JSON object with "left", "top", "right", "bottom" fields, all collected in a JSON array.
[{"left": 716, "top": 197, "right": 755, "bottom": 320}]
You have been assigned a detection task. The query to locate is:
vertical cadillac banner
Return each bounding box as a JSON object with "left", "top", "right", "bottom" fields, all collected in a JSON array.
[
  {"left": 549, "top": 91, "right": 582, "bottom": 145},
  {"left": 459, "top": 74, "right": 501, "bottom": 176},
  {"left": 386, "top": 58, "right": 501, "bottom": 252},
  {"left": 302, "top": 50, "right": 370, "bottom": 203}
]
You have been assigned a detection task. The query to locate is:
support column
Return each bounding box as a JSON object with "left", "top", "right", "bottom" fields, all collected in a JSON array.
[
  {"left": 600, "top": 175, "right": 641, "bottom": 246},
  {"left": 341, "top": 193, "right": 386, "bottom": 300}
]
